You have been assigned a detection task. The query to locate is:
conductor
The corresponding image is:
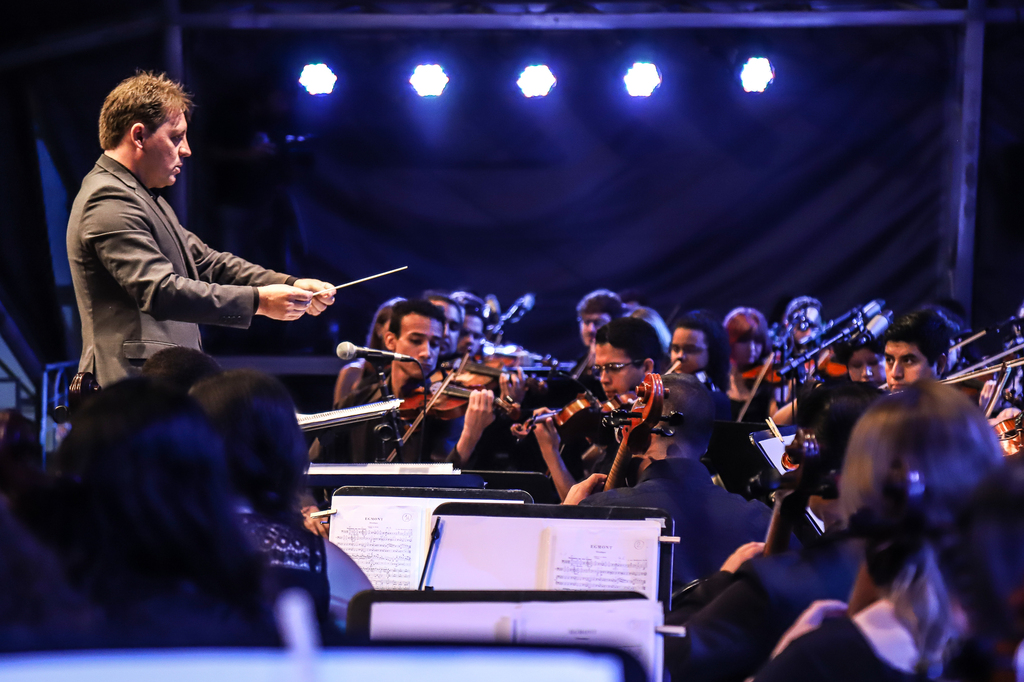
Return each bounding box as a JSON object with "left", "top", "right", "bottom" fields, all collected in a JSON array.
[{"left": 67, "top": 72, "right": 334, "bottom": 386}]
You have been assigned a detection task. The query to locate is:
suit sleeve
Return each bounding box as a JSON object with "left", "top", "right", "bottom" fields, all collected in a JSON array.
[{"left": 81, "top": 184, "right": 260, "bottom": 328}]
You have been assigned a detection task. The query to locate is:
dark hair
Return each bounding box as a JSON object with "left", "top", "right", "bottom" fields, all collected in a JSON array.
[
  {"left": 796, "top": 382, "right": 883, "bottom": 472},
  {"left": 660, "top": 373, "right": 715, "bottom": 454},
  {"left": 672, "top": 310, "right": 730, "bottom": 391},
  {"left": 883, "top": 310, "right": 952, "bottom": 366},
  {"left": 367, "top": 297, "right": 404, "bottom": 349},
  {"left": 576, "top": 289, "right": 624, "bottom": 318},
  {"left": 388, "top": 299, "right": 447, "bottom": 336},
  {"left": 191, "top": 370, "right": 306, "bottom": 520},
  {"left": 595, "top": 317, "right": 663, "bottom": 373},
  {"left": 832, "top": 336, "right": 884, "bottom": 365},
  {"left": 450, "top": 291, "right": 485, "bottom": 321},
  {"left": 945, "top": 461, "right": 1024, "bottom": 642},
  {"left": 99, "top": 71, "right": 192, "bottom": 150},
  {"left": 141, "top": 347, "right": 222, "bottom": 391},
  {"left": 58, "top": 379, "right": 262, "bottom": 611}
]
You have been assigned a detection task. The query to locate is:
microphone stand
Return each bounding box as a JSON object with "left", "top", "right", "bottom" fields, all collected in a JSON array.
[{"left": 373, "top": 362, "right": 405, "bottom": 463}]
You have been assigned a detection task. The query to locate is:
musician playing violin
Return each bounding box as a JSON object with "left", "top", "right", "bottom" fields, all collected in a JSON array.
[
  {"left": 562, "top": 373, "right": 772, "bottom": 587},
  {"left": 670, "top": 310, "right": 733, "bottom": 420},
  {"left": 321, "top": 299, "right": 497, "bottom": 466},
  {"left": 424, "top": 292, "right": 464, "bottom": 364},
  {"left": 450, "top": 291, "right": 488, "bottom": 358},
  {"left": 725, "top": 307, "right": 775, "bottom": 421},
  {"left": 882, "top": 310, "right": 950, "bottom": 393},
  {"left": 533, "top": 317, "right": 662, "bottom": 500}
]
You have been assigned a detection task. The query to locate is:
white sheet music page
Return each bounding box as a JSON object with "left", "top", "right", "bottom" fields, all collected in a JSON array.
[
  {"left": 543, "top": 520, "right": 661, "bottom": 599},
  {"left": 329, "top": 505, "right": 424, "bottom": 589},
  {"left": 517, "top": 599, "right": 663, "bottom": 682}
]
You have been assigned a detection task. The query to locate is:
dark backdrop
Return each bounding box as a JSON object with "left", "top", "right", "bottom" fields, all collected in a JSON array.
[{"left": 9, "top": 23, "right": 1020, "bottom": 379}]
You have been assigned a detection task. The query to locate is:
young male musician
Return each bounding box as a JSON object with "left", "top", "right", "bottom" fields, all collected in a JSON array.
[
  {"left": 534, "top": 317, "right": 663, "bottom": 499},
  {"left": 882, "top": 309, "right": 951, "bottom": 392},
  {"left": 424, "top": 292, "right": 464, "bottom": 362},
  {"left": 450, "top": 291, "right": 488, "bottom": 358},
  {"left": 562, "top": 373, "right": 772, "bottom": 587},
  {"left": 324, "top": 299, "right": 496, "bottom": 465},
  {"left": 67, "top": 72, "right": 334, "bottom": 386}
]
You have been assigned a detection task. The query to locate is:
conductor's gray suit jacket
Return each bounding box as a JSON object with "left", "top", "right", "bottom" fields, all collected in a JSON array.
[{"left": 67, "top": 154, "right": 292, "bottom": 386}]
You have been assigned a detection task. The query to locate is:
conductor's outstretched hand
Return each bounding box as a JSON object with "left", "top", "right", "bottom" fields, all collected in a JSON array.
[
  {"left": 293, "top": 278, "right": 336, "bottom": 316},
  {"left": 256, "top": 284, "right": 314, "bottom": 321}
]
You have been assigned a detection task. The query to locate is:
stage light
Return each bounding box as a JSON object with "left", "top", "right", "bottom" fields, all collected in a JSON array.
[
  {"left": 740, "top": 57, "right": 775, "bottom": 93},
  {"left": 298, "top": 63, "right": 337, "bottom": 96},
  {"left": 410, "top": 64, "right": 449, "bottom": 97},
  {"left": 623, "top": 62, "right": 661, "bottom": 97},
  {"left": 517, "top": 65, "right": 556, "bottom": 98}
]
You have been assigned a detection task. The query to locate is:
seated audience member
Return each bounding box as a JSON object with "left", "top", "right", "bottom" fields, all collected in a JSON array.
[
  {"left": 57, "top": 379, "right": 278, "bottom": 646},
  {"left": 883, "top": 310, "right": 951, "bottom": 393},
  {"left": 832, "top": 337, "right": 886, "bottom": 388},
  {"left": 140, "top": 346, "right": 222, "bottom": 391},
  {"left": 724, "top": 307, "right": 774, "bottom": 421},
  {"left": 333, "top": 296, "right": 404, "bottom": 408},
  {"left": 630, "top": 306, "right": 672, "bottom": 359},
  {"left": 562, "top": 373, "right": 773, "bottom": 588},
  {"left": 191, "top": 370, "right": 371, "bottom": 629},
  {"left": 0, "top": 498, "right": 95, "bottom": 651},
  {"left": 941, "top": 462, "right": 1024, "bottom": 681},
  {"left": 669, "top": 310, "right": 733, "bottom": 420},
  {"left": 534, "top": 317, "right": 662, "bottom": 499},
  {"left": 664, "top": 382, "right": 882, "bottom": 682},
  {"left": 325, "top": 299, "right": 498, "bottom": 466},
  {"left": 751, "top": 382, "right": 1003, "bottom": 682}
]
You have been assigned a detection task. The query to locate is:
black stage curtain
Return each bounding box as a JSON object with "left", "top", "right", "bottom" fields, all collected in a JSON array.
[
  {"left": 974, "top": 25, "right": 1024, "bottom": 331},
  {"left": 8, "top": 25, "right": 969, "bottom": 371}
]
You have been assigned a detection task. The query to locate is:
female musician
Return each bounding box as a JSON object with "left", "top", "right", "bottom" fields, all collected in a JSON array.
[
  {"left": 832, "top": 338, "right": 886, "bottom": 388},
  {"left": 752, "top": 382, "right": 1004, "bottom": 682},
  {"left": 192, "top": 370, "right": 372, "bottom": 629},
  {"left": 670, "top": 310, "right": 732, "bottom": 420},
  {"left": 332, "top": 296, "right": 404, "bottom": 408},
  {"left": 725, "top": 307, "right": 774, "bottom": 421}
]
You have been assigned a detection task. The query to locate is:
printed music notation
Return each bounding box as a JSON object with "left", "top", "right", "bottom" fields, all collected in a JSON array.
[
  {"left": 329, "top": 505, "right": 425, "bottom": 590},
  {"left": 543, "top": 521, "right": 660, "bottom": 599}
]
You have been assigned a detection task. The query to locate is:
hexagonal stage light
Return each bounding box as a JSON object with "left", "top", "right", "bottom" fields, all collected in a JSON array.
[
  {"left": 517, "top": 65, "right": 557, "bottom": 98},
  {"left": 410, "top": 64, "right": 450, "bottom": 97},
  {"left": 298, "top": 63, "right": 337, "bottom": 96},
  {"left": 623, "top": 62, "right": 662, "bottom": 97},
  {"left": 740, "top": 57, "right": 775, "bottom": 93}
]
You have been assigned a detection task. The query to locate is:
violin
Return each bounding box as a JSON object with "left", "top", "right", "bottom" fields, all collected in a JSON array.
[
  {"left": 759, "top": 430, "right": 832, "bottom": 556},
  {"left": 604, "top": 373, "right": 665, "bottom": 491},
  {"left": 994, "top": 412, "right": 1023, "bottom": 458},
  {"left": 398, "top": 384, "right": 521, "bottom": 422},
  {"left": 510, "top": 391, "right": 633, "bottom": 443}
]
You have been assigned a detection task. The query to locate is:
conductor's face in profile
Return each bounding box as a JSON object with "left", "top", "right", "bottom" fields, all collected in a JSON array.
[{"left": 132, "top": 108, "right": 191, "bottom": 189}]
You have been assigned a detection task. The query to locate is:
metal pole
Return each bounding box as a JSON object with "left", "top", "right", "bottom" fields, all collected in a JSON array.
[
  {"left": 951, "top": 0, "right": 986, "bottom": 319},
  {"left": 163, "top": 0, "right": 188, "bottom": 227}
]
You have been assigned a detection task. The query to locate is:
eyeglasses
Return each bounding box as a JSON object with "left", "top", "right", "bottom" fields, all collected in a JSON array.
[{"left": 593, "top": 360, "right": 643, "bottom": 375}]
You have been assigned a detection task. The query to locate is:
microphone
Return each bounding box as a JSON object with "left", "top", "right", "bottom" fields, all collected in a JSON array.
[
  {"left": 336, "top": 342, "right": 417, "bottom": 364},
  {"left": 504, "top": 293, "right": 535, "bottom": 324},
  {"left": 821, "top": 299, "right": 884, "bottom": 335}
]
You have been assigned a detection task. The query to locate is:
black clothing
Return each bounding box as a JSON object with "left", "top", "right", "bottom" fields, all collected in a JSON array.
[
  {"left": 238, "top": 513, "right": 331, "bottom": 624},
  {"left": 579, "top": 457, "right": 772, "bottom": 587},
  {"left": 665, "top": 535, "right": 862, "bottom": 682},
  {"left": 320, "top": 375, "right": 460, "bottom": 464},
  {"left": 710, "top": 390, "right": 733, "bottom": 421},
  {"left": 753, "top": 616, "right": 920, "bottom": 682}
]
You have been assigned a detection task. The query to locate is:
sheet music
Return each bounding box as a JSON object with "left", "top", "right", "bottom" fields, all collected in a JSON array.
[
  {"left": 517, "top": 600, "right": 663, "bottom": 682},
  {"left": 543, "top": 520, "right": 661, "bottom": 599},
  {"left": 329, "top": 505, "right": 424, "bottom": 589},
  {"left": 368, "top": 599, "right": 663, "bottom": 682},
  {"left": 308, "top": 462, "right": 456, "bottom": 475}
]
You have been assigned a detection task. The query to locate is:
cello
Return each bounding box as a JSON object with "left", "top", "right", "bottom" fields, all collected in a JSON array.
[{"left": 604, "top": 373, "right": 666, "bottom": 491}]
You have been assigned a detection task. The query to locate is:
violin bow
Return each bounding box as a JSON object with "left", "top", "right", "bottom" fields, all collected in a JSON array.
[
  {"left": 737, "top": 354, "right": 774, "bottom": 422},
  {"left": 386, "top": 351, "right": 470, "bottom": 463}
]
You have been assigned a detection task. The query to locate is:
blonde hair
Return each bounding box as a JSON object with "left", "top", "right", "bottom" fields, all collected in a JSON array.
[
  {"left": 98, "top": 71, "right": 193, "bottom": 150},
  {"left": 840, "top": 381, "right": 1004, "bottom": 674}
]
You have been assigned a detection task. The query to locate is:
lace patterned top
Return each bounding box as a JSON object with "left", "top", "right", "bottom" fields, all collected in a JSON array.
[{"left": 238, "top": 513, "right": 330, "bottom": 622}]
